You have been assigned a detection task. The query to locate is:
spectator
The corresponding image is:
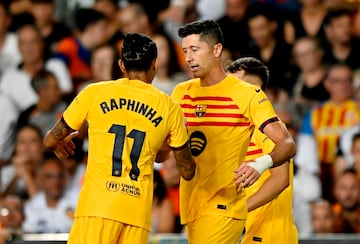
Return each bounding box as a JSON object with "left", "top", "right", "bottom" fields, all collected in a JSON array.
[
  {"left": 284, "top": 0, "right": 328, "bottom": 44},
  {"left": 333, "top": 168, "right": 360, "bottom": 233},
  {"left": 93, "top": 0, "right": 124, "bottom": 52},
  {"left": 76, "top": 44, "right": 121, "bottom": 94},
  {"left": 291, "top": 37, "right": 329, "bottom": 109},
  {"left": 22, "top": 156, "right": 77, "bottom": 233},
  {"left": 152, "top": 169, "right": 175, "bottom": 233},
  {"left": 244, "top": 2, "right": 294, "bottom": 94},
  {"left": 311, "top": 199, "right": 337, "bottom": 234},
  {"left": 17, "top": 70, "right": 67, "bottom": 136},
  {"left": 0, "top": 92, "right": 18, "bottom": 166},
  {"left": 1, "top": 125, "right": 45, "bottom": 199},
  {"left": 91, "top": 44, "right": 120, "bottom": 80},
  {"left": 323, "top": 8, "right": 360, "bottom": 71},
  {"left": 30, "top": 0, "right": 72, "bottom": 56},
  {"left": 217, "top": 0, "right": 251, "bottom": 59},
  {"left": 335, "top": 132, "right": 360, "bottom": 181},
  {"left": 151, "top": 31, "right": 188, "bottom": 95},
  {"left": 118, "top": 2, "right": 153, "bottom": 36},
  {"left": 55, "top": 8, "right": 108, "bottom": 93},
  {"left": 299, "top": 63, "right": 360, "bottom": 202},
  {"left": 0, "top": 23, "right": 72, "bottom": 112},
  {"left": 0, "top": 1, "right": 21, "bottom": 76},
  {"left": 8, "top": 0, "right": 34, "bottom": 32},
  {"left": 0, "top": 195, "right": 25, "bottom": 241}
]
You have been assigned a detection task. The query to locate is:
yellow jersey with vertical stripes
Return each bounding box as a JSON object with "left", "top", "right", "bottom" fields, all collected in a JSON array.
[
  {"left": 171, "top": 74, "right": 278, "bottom": 224},
  {"left": 310, "top": 100, "right": 359, "bottom": 163},
  {"left": 63, "top": 78, "right": 188, "bottom": 231}
]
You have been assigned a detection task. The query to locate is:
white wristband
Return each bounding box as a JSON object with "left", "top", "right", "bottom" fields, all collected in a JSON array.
[{"left": 247, "top": 154, "right": 273, "bottom": 175}]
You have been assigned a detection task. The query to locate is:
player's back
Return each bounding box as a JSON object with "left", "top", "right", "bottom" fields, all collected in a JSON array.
[{"left": 64, "top": 78, "right": 185, "bottom": 230}]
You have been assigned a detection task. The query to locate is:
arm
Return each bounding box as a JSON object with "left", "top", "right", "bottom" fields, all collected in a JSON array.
[
  {"left": 234, "top": 121, "right": 296, "bottom": 187},
  {"left": 246, "top": 162, "right": 289, "bottom": 212},
  {"left": 172, "top": 142, "right": 196, "bottom": 181},
  {"left": 43, "top": 117, "right": 79, "bottom": 159}
]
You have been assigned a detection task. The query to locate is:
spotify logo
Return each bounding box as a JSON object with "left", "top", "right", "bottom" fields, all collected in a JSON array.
[{"left": 189, "top": 131, "right": 207, "bottom": 156}]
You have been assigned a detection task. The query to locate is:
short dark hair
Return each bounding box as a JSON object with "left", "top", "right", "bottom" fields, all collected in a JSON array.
[
  {"left": 227, "top": 57, "right": 270, "bottom": 90},
  {"left": 246, "top": 2, "right": 277, "bottom": 22},
  {"left": 178, "top": 19, "right": 224, "bottom": 46},
  {"left": 31, "top": 70, "right": 57, "bottom": 93},
  {"left": 121, "top": 33, "right": 157, "bottom": 72},
  {"left": 75, "top": 8, "right": 106, "bottom": 32},
  {"left": 324, "top": 8, "right": 352, "bottom": 28}
]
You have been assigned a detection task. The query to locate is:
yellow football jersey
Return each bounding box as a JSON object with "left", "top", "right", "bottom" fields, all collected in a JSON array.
[
  {"left": 243, "top": 128, "right": 298, "bottom": 244},
  {"left": 310, "top": 100, "right": 359, "bottom": 164},
  {"left": 63, "top": 78, "right": 188, "bottom": 231},
  {"left": 171, "top": 74, "right": 278, "bottom": 224}
]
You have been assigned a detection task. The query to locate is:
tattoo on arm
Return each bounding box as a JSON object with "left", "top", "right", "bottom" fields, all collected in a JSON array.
[
  {"left": 173, "top": 143, "right": 196, "bottom": 181},
  {"left": 51, "top": 117, "right": 74, "bottom": 140}
]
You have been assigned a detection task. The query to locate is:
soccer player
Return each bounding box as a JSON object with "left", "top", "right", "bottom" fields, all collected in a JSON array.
[
  {"left": 43, "top": 33, "right": 196, "bottom": 244},
  {"left": 227, "top": 57, "right": 298, "bottom": 243},
  {"left": 171, "top": 20, "right": 296, "bottom": 243}
]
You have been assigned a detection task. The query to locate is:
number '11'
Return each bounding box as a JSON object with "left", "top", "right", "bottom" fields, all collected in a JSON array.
[{"left": 108, "top": 124, "right": 145, "bottom": 181}]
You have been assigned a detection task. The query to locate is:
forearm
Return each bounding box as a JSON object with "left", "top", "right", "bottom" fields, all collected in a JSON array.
[
  {"left": 43, "top": 117, "right": 72, "bottom": 149},
  {"left": 269, "top": 137, "right": 296, "bottom": 168},
  {"left": 247, "top": 164, "right": 289, "bottom": 212},
  {"left": 173, "top": 143, "right": 196, "bottom": 181},
  {"left": 23, "top": 173, "right": 39, "bottom": 197}
]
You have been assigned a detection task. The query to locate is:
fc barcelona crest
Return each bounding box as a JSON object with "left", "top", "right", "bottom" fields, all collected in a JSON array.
[{"left": 195, "top": 104, "right": 207, "bottom": 117}]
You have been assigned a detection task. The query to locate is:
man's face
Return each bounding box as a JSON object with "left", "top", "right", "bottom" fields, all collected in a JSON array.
[
  {"left": 328, "top": 15, "right": 352, "bottom": 45},
  {"left": 248, "top": 15, "right": 275, "bottom": 48},
  {"left": 335, "top": 172, "right": 360, "bottom": 210},
  {"left": 18, "top": 26, "right": 44, "bottom": 64},
  {"left": 181, "top": 34, "right": 217, "bottom": 79}
]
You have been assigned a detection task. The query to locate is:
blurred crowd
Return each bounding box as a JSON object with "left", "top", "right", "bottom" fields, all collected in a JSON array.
[{"left": 1, "top": 0, "right": 360, "bottom": 241}]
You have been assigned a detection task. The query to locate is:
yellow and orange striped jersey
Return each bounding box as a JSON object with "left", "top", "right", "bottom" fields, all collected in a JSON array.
[
  {"left": 171, "top": 74, "right": 278, "bottom": 224},
  {"left": 243, "top": 128, "right": 298, "bottom": 244},
  {"left": 308, "top": 100, "right": 359, "bottom": 164},
  {"left": 63, "top": 78, "right": 188, "bottom": 231}
]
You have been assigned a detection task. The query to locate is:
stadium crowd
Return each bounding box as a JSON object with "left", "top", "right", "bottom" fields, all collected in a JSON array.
[{"left": 1, "top": 0, "right": 360, "bottom": 242}]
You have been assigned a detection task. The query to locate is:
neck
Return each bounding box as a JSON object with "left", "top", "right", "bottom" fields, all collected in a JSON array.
[
  {"left": 127, "top": 71, "right": 151, "bottom": 84},
  {"left": 46, "top": 196, "right": 60, "bottom": 208},
  {"left": 22, "top": 61, "right": 44, "bottom": 77},
  {"left": 303, "top": 3, "right": 325, "bottom": 14},
  {"left": 79, "top": 32, "right": 94, "bottom": 49},
  {"left": 200, "top": 64, "right": 226, "bottom": 86},
  {"left": 36, "top": 100, "right": 53, "bottom": 112}
]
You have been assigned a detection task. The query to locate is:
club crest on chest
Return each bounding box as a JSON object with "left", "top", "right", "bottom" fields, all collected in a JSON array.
[{"left": 195, "top": 104, "right": 207, "bottom": 117}]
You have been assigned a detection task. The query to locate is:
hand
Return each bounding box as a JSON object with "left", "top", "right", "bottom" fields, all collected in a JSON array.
[
  {"left": 53, "top": 131, "right": 79, "bottom": 159},
  {"left": 234, "top": 162, "right": 261, "bottom": 189}
]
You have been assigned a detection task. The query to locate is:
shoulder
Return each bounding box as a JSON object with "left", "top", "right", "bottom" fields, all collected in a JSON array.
[
  {"left": 26, "top": 192, "right": 46, "bottom": 209},
  {"left": 45, "top": 58, "right": 67, "bottom": 68}
]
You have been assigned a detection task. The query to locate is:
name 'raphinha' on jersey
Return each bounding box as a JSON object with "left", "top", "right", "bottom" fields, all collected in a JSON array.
[{"left": 99, "top": 98, "right": 163, "bottom": 127}]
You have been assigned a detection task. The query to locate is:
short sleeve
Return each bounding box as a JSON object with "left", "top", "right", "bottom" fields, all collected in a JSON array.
[
  {"left": 62, "top": 86, "right": 91, "bottom": 130},
  {"left": 167, "top": 98, "right": 188, "bottom": 148}
]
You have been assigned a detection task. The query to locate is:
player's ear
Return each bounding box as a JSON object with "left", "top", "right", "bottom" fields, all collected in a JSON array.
[
  {"left": 118, "top": 59, "right": 126, "bottom": 73},
  {"left": 213, "top": 43, "right": 223, "bottom": 58},
  {"left": 152, "top": 58, "right": 157, "bottom": 71}
]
